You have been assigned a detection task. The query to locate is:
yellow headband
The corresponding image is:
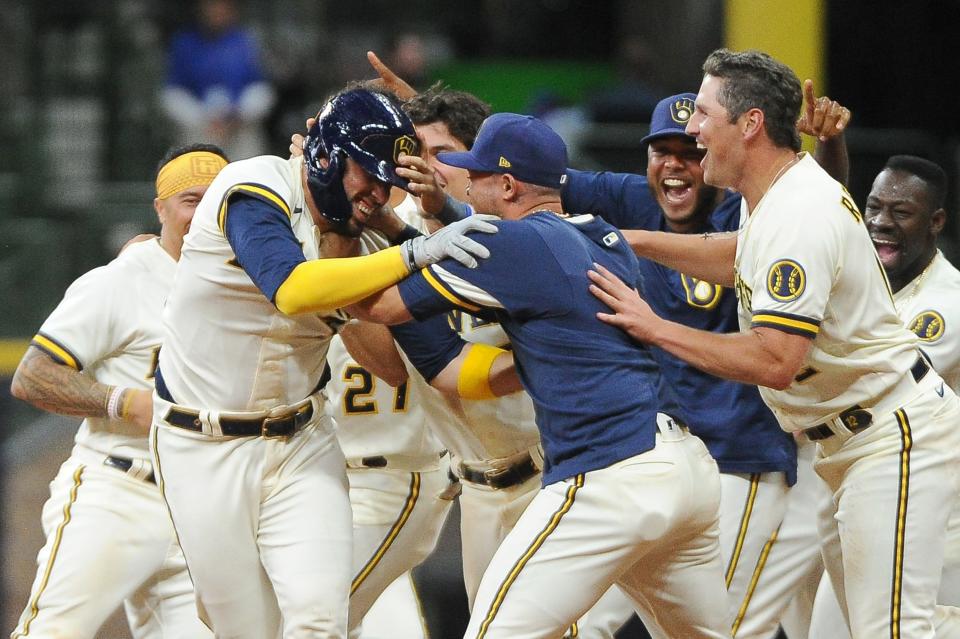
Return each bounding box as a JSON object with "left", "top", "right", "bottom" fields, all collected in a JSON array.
[{"left": 156, "top": 151, "right": 228, "bottom": 200}]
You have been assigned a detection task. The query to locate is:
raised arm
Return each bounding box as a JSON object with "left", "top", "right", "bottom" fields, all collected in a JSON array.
[
  {"left": 797, "top": 79, "right": 852, "bottom": 186},
  {"left": 621, "top": 229, "right": 739, "bottom": 287}
]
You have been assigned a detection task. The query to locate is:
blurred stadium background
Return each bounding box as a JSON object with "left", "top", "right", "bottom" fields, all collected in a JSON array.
[{"left": 1, "top": 0, "right": 958, "bottom": 635}]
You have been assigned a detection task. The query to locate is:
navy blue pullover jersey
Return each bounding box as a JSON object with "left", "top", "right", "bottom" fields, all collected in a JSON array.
[
  {"left": 396, "top": 212, "right": 663, "bottom": 485},
  {"left": 562, "top": 169, "right": 797, "bottom": 484}
]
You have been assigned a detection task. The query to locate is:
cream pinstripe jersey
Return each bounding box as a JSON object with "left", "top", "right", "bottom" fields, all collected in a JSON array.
[
  {"left": 32, "top": 239, "right": 175, "bottom": 460},
  {"left": 895, "top": 251, "right": 960, "bottom": 391},
  {"left": 734, "top": 154, "right": 919, "bottom": 431},
  {"left": 159, "top": 155, "right": 346, "bottom": 411}
]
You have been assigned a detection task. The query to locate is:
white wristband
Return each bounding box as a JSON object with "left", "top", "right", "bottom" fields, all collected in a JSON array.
[{"left": 107, "top": 386, "right": 126, "bottom": 421}]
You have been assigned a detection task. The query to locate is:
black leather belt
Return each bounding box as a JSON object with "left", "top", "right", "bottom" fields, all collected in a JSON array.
[
  {"left": 164, "top": 401, "right": 314, "bottom": 438},
  {"left": 803, "top": 355, "right": 930, "bottom": 441},
  {"left": 459, "top": 453, "right": 540, "bottom": 490},
  {"left": 103, "top": 455, "right": 156, "bottom": 484}
]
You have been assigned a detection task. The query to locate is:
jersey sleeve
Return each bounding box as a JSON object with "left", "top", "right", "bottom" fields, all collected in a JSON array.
[
  {"left": 224, "top": 194, "right": 305, "bottom": 303},
  {"left": 745, "top": 209, "right": 841, "bottom": 339},
  {"left": 389, "top": 313, "right": 466, "bottom": 382},
  {"left": 32, "top": 262, "right": 130, "bottom": 371},
  {"left": 396, "top": 220, "right": 567, "bottom": 321},
  {"left": 561, "top": 169, "right": 661, "bottom": 230}
]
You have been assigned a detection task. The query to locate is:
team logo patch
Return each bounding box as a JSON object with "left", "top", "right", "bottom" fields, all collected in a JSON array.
[
  {"left": 908, "top": 310, "right": 945, "bottom": 342},
  {"left": 393, "top": 135, "right": 418, "bottom": 162},
  {"left": 670, "top": 98, "right": 695, "bottom": 124},
  {"left": 766, "top": 259, "right": 806, "bottom": 302},
  {"left": 681, "top": 273, "right": 723, "bottom": 310}
]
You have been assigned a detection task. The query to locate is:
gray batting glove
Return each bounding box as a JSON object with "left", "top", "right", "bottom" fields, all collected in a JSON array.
[{"left": 400, "top": 214, "right": 499, "bottom": 270}]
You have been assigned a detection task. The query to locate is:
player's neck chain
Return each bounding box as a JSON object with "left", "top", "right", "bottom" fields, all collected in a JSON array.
[
  {"left": 900, "top": 254, "right": 936, "bottom": 308},
  {"left": 765, "top": 153, "right": 801, "bottom": 196}
]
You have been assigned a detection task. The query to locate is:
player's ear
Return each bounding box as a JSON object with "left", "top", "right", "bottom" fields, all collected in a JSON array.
[
  {"left": 153, "top": 197, "right": 165, "bottom": 225},
  {"left": 502, "top": 174, "right": 519, "bottom": 201},
  {"left": 931, "top": 207, "right": 947, "bottom": 235},
  {"left": 741, "top": 108, "right": 764, "bottom": 141}
]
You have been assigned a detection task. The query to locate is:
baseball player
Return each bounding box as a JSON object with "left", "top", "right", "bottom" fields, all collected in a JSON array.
[
  {"left": 286, "top": 86, "right": 545, "bottom": 620},
  {"left": 561, "top": 87, "right": 849, "bottom": 638},
  {"left": 348, "top": 112, "right": 729, "bottom": 638},
  {"left": 809, "top": 155, "right": 960, "bottom": 638},
  {"left": 150, "top": 86, "right": 495, "bottom": 638},
  {"left": 398, "top": 86, "right": 546, "bottom": 608},
  {"left": 589, "top": 48, "right": 960, "bottom": 638},
  {"left": 8, "top": 144, "right": 228, "bottom": 639},
  {"left": 324, "top": 189, "right": 460, "bottom": 637}
]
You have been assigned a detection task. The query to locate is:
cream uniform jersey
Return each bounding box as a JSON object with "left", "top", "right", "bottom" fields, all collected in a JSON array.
[
  {"left": 32, "top": 239, "right": 175, "bottom": 461},
  {"left": 159, "top": 155, "right": 344, "bottom": 410},
  {"left": 895, "top": 251, "right": 960, "bottom": 392},
  {"left": 734, "top": 153, "right": 919, "bottom": 431}
]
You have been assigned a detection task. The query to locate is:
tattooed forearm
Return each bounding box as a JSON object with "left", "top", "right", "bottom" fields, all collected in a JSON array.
[{"left": 10, "top": 346, "right": 111, "bottom": 419}]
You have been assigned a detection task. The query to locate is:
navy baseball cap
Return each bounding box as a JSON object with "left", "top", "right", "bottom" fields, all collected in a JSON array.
[
  {"left": 437, "top": 113, "right": 568, "bottom": 189},
  {"left": 640, "top": 93, "right": 698, "bottom": 145}
]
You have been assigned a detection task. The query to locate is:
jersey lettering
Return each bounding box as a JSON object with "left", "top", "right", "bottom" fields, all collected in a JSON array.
[
  {"left": 734, "top": 271, "right": 753, "bottom": 315},
  {"left": 343, "top": 365, "right": 377, "bottom": 414},
  {"left": 341, "top": 364, "right": 410, "bottom": 415},
  {"left": 840, "top": 188, "right": 862, "bottom": 223}
]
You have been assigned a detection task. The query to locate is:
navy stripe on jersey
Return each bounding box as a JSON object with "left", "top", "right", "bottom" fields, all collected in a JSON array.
[
  {"left": 751, "top": 310, "right": 821, "bottom": 338},
  {"left": 218, "top": 182, "right": 291, "bottom": 233},
  {"left": 31, "top": 333, "right": 83, "bottom": 371},
  {"left": 223, "top": 195, "right": 305, "bottom": 304}
]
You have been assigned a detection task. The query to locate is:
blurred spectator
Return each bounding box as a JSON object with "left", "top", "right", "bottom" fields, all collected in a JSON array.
[
  {"left": 587, "top": 34, "right": 665, "bottom": 123},
  {"left": 386, "top": 32, "right": 431, "bottom": 91},
  {"left": 160, "top": 0, "right": 275, "bottom": 159}
]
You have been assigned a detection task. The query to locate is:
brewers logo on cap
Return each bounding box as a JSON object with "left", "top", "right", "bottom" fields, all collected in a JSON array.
[
  {"left": 393, "top": 135, "right": 418, "bottom": 162},
  {"left": 670, "top": 98, "right": 695, "bottom": 125},
  {"left": 908, "top": 310, "right": 945, "bottom": 342},
  {"left": 766, "top": 259, "right": 806, "bottom": 301}
]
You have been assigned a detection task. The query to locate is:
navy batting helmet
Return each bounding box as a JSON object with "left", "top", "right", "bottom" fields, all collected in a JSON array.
[{"left": 303, "top": 89, "right": 420, "bottom": 226}]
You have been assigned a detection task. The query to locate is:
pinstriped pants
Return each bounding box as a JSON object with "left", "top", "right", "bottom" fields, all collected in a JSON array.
[{"left": 814, "top": 375, "right": 960, "bottom": 639}]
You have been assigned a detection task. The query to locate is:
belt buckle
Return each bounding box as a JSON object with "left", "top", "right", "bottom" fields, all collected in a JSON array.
[
  {"left": 483, "top": 465, "right": 509, "bottom": 482},
  {"left": 839, "top": 408, "right": 872, "bottom": 434},
  {"left": 261, "top": 414, "right": 295, "bottom": 439}
]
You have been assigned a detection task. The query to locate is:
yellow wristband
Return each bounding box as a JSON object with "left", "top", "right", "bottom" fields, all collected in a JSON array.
[
  {"left": 457, "top": 344, "right": 507, "bottom": 400},
  {"left": 119, "top": 389, "right": 136, "bottom": 421}
]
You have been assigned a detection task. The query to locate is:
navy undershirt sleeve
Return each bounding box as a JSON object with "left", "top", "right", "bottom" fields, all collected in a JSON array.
[
  {"left": 223, "top": 194, "right": 306, "bottom": 303},
  {"left": 390, "top": 313, "right": 466, "bottom": 382}
]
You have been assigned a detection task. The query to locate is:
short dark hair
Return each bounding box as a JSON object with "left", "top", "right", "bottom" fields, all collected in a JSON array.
[
  {"left": 403, "top": 83, "right": 491, "bottom": 149},
  {"left": 156, "top": 143, "right": 228, "bottom": 176},
  {"left": 702, "top": 48, "right": 802, "bottom": 152},
  {"left": 884, "top": 155, "right": 948, "bottom": 210}
]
